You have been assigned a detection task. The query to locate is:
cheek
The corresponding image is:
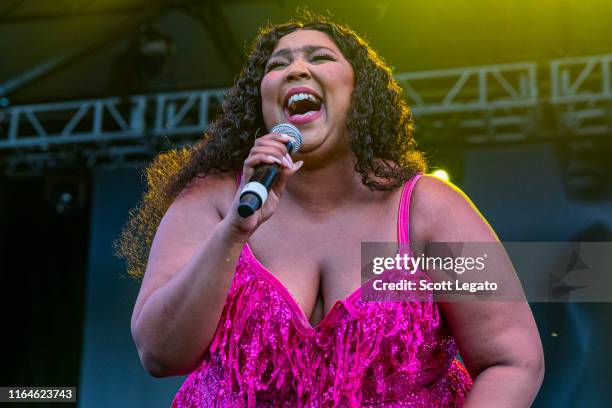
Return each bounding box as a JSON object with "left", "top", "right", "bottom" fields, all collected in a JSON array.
[
  {"left": 342, "top": 68, "right": 355, "bottom": 95},
  {"left": 330, "top": 74, "right": 354, "bottom": 112},
  {"left": 259, "top": 81, "right": 272, "bottom": 107},
  {"left": 260, "top": 74, "right": 280, "bottom": 103},
  {"left": 324, "top": 66, "right": 354, "bottom": 102},
  {"left": 259, "top": 77, "right": 280, "bottom": 127},
  {"left": 260, "top": 77, "right": 283, "bottom": 123}
]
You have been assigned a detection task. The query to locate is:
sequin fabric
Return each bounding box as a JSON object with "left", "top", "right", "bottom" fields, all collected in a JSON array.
[{"left": 171, "top": 173, "right": 473, "bottom": 407}]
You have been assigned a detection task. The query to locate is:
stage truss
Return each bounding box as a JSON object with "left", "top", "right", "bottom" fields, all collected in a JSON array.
[{"left": 1, "top": 54, "right": 611, "bottom": 176}]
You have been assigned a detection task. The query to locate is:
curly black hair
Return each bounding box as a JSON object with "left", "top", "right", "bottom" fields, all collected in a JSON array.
[{"left": 114, "top": 12, "right": 428, "bottom": 279}]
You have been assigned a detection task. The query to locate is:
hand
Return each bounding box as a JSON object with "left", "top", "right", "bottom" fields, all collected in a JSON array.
[{"left": 224, "top": 132, "right": 304, "bottom": 238}]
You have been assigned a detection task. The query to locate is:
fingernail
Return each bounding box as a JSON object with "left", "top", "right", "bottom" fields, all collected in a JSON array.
[
  {"left": 294, "top": 160, "right": 304, "bottom": 171},
  {"left": 267, "top": 155, "right": 282, "bottom": 165},
  {"left": 282, "top": 156, "right": 292, "bottom": 168}
]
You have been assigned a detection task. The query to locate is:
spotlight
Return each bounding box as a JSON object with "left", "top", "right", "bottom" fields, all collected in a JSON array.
[
  {"left": 431, "top": 169, "right": 450, "bottom": 181},
  {"left": 425, "top": 145, "right": 464, "bottom": 184},
  {"left": 131, "top": 23, "right": 174, "bottom": 77},
  {"left": 43, "top": 174, "right": 87, "bottom": 215}
]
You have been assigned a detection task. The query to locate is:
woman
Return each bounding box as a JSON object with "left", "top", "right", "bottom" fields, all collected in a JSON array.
[{"left": 118, "top": 14, "right": 544, "bottom": 407}]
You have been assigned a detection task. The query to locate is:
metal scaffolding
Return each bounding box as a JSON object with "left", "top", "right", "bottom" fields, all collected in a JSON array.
[
  {"left": 550, "top": 54, "right": 612, "bottom": 136},
  {"left": 1, "top": 54, "right": 611, "bottom": 176},
  {"left": 0, "top": 89, "right": 226, "bottom": 174},
  {"left": 395, "top": 61, "right": 539, "bottom": 144}
]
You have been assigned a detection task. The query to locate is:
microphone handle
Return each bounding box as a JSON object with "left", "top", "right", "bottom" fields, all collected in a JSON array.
[
  {"left": 237, "top": 163, "right": 281, "bottom": 218},
  {"left": 237, "top": 129, "right": 300, "bottom": 219},
  {"left": 251, "top": 162, "right": 281, "bottom": 187}
]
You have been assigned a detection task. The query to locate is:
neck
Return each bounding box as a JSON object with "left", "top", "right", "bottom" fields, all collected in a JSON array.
[{"left": 285, "top": 153, "right": 377, "bottom": 215}]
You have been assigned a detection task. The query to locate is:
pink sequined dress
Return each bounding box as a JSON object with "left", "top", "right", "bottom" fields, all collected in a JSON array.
[{"left": 171, "top": 172, "right": 473, "bottom": 407}]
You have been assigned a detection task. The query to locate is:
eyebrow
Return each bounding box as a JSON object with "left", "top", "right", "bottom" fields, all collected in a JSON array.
[{"left": 269, "top": 45, "right": 337, "bottom": 59}]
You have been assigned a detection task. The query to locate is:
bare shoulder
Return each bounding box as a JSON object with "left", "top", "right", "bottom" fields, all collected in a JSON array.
[
  {"left": 167, "top": 172, "right": 237, "bottom": 221},
  {"left": 147, "top": 171, "right": 237, "bottom": 256},
  {"left": 410, "top": 174, "right": 499, "bottom": 243},
  {"left": 151, "top": 170, "right": 237, "bottom": 258}
]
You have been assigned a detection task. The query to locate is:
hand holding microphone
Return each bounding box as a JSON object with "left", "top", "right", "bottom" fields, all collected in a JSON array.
[{"left": 238, "top": 123, "right": 303, "bottom": 218}]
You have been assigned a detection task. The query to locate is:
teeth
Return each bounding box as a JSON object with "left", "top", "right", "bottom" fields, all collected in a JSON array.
[{"left": 287, "top": 92, "right": 320, "bottom": 109}]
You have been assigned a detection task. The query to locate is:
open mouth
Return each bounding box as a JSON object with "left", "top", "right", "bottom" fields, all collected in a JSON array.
[{"left": 283, "top": 90, "right": 324, "bottom": 124}]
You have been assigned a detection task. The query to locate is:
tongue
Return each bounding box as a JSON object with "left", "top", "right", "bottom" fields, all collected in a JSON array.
[
  {"left": 289, "top": 109, "right": 320, "bottom": 120},
  {"left": 287, "top": 103, "right": 324, "bottom": 120}
]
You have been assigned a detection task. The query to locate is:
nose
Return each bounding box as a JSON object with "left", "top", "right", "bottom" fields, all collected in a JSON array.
[{"left": 286, "top": 58, "right": 311, "bottom": 81}]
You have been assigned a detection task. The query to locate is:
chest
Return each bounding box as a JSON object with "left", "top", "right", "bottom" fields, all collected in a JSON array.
[{"left": 246, "top": 193, "right": 403, "bottom": 326}]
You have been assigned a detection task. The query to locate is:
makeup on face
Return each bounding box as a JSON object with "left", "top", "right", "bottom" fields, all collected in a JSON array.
[{"left": 260, "top": 29, "right": 354, "bottom": 153}]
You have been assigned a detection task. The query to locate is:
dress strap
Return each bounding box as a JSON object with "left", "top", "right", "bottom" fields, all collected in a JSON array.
[{"left": 397, "top": 172, "right": 424, "bottom": 245}]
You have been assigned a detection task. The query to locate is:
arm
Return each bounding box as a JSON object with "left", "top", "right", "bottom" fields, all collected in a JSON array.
[
  {"left": 410, "top": 175, "right": 544, "bottom": 407},
  {"left": 130, "top": 174, "right": 248, "bottom": 377},
  {"left": 131, "top": 133, "right": 302, "bottom": 377}
]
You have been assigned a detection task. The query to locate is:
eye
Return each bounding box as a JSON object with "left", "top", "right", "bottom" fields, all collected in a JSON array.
[
  {"left": 312, "top": 54, "right": 336, "bottom": 62},
  {"left": 265, "top": 60, "right": 287, "bottom": 72}
]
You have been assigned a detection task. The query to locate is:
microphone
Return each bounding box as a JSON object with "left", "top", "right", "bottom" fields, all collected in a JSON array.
[{"left": 237, "top": 123, "right": 302, "bottom": 218}]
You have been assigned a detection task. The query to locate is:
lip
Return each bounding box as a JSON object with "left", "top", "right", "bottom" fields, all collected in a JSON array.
[
  {"left": 283, "top": 86, "right": 323, "bottom": 109},
  {"left": 284, "top": 104, "right": 325, "bottom": 125}
]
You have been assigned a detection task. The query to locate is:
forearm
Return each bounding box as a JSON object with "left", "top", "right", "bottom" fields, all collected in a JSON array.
[
  {"left": 463, "top": 361, "right": 544, "bottom": 407},
  {"left": 133, "top": 218, "right": 247, "bottom": 377}
]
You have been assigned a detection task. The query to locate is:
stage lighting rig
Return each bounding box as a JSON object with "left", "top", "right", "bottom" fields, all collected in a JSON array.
[
  {"left": 43, "top": 173, "right": 88, "bottom": 216},
  {"left": 130, "top": 22, "right": 175, "bottom": 77}
]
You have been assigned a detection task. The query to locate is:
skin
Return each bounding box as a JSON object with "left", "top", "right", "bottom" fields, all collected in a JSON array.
[
  {"left": 130, "top": 29, "right": 544, "bottom": 406},
  {"left": 260, "top": 29, "right": 355, "bottom": 166}
]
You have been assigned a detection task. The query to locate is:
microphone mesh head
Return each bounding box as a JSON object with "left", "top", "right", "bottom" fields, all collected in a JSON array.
[{"left": 270, "top": 123, "right": 302, "bottom": 154}]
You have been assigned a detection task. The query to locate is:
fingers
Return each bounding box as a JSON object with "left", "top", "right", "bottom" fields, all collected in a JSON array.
[
  {"left": 270, "top": 156, "right": 304, "bottom": 196},
  {"left": 293, "top": 160, "right": 304, "bottom": 171},
  {"left": 252, "top": 134, "right": 291, "bottom": 158},
  {"left": 242, "top": 133, "right": 295, "bottom": 177},
  {"left": 262, "top": 132, "right": 293, "bottom": 145},
  {"left": 243, "top": 151, "right": 293, "bottom": 169},
  {"left": 235, "top": 133, "right": 304, "bottom": 226}
]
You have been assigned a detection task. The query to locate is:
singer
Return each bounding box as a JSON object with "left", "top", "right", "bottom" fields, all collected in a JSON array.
[{"left": 119, "top": 13, "right": 544, "bottom": 407}]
